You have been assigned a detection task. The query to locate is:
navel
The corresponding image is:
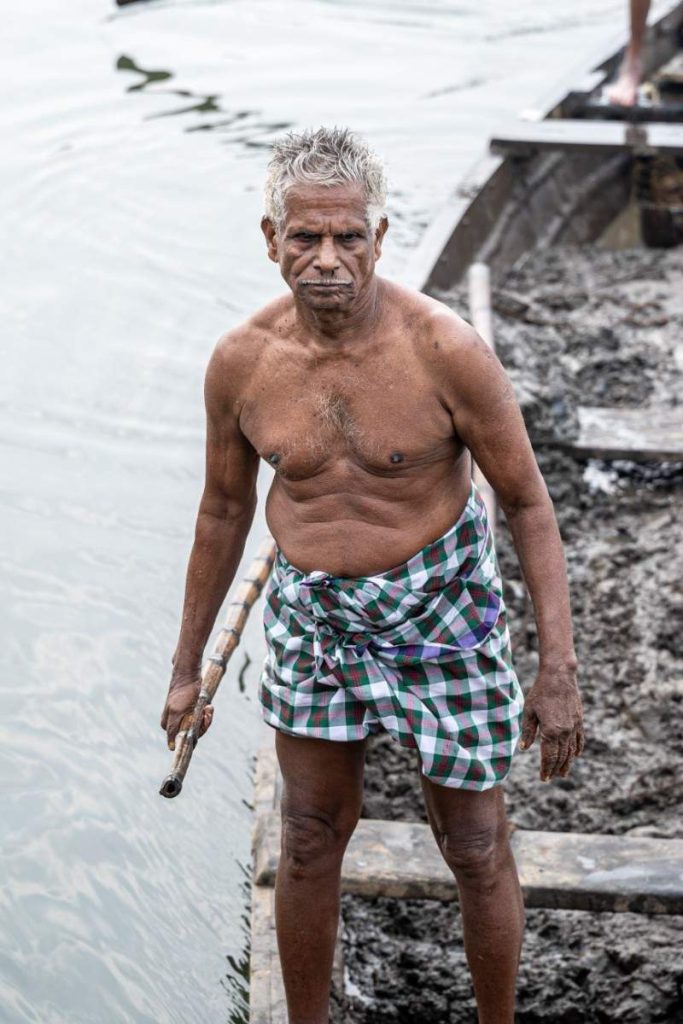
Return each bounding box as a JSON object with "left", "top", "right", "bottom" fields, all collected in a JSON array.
[{"left": 390, "top": 452, "right": 404, "bottom": 464}]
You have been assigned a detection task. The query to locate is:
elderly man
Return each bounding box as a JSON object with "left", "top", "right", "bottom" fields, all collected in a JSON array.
[{"left": 161, "top": 127, "right": 583, "bottom": 1024}]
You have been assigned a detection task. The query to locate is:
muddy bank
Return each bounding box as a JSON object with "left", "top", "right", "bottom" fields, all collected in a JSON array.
[
  {"left": 335, "top": 244, "right": 683, "bottom": 1022},
  {"left": 335, "top": 899, "right": 683, "bottom": 1024}
]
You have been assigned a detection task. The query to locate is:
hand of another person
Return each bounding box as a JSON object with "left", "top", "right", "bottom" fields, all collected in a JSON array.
[
  {"left": 518, "top": 666, "right": 584, "bottom": 781},
  {"left": 160, "top": 670, "right": 214, "bottom": 751}
]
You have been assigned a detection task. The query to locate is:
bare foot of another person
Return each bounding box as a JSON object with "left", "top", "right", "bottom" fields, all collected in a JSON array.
[{"left": 607, "top": 55, "right": 642, "bottom": 106}]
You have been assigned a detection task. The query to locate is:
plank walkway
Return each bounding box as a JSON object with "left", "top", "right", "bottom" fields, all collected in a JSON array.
[
  {"left": 567, "top": 406, "right": 683, "bottom": 462},
  {"left": 491, "top": 119, "right": 683, "bottom": 156},
  {"left": 250, "top": 886, "right": 287, "bottom": 1024},
  {"left": 252, "top": 748, "right": 683, "bottom": 913},
  {"left": 250, "top": 745, "right": 342, "bottom": 1024},
  {"left": 250, "top": 739, "right": 285, "bottom": 1024},
  {"left": 254, "top": 807, "right": 683, "bottom": 916}
]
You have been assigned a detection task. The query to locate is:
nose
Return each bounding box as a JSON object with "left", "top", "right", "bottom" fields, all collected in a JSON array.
[{"left": 314, "top": 235, "right": 340, "bottom": 274}]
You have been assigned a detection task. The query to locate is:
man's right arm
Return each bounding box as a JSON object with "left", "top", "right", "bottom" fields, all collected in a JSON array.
[{"left": 161, "top": 334, "right": 259, "bottom": 749}]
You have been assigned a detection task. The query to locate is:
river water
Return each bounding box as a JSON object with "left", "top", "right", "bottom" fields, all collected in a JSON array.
[{"left": 1, "top": 1, "right": 635, "bottom": 1021}]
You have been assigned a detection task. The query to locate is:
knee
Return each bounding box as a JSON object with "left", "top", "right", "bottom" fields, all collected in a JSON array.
[
  {"left": 280, "top": 811, "right": 355, "bottom": 880},
  {"left": 438, "top": 820, "right": 510, "bottom": 886}
]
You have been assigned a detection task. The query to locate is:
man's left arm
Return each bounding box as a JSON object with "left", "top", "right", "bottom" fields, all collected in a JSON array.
[{"left": 438, "top": 319, "right": 584, "bottom": 781}]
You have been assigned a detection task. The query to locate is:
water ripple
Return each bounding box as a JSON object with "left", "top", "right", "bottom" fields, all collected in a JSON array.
[{"left": 2, "top": 0, "right": 627, "bottom": 1020}]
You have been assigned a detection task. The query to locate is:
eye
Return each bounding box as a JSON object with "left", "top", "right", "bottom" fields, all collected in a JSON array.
[
  {"left": 293, "top": 232, "right": 317, "bottom": 242},
  {"left": 340, "top": 232, "right": 360, "bottom": 243}
]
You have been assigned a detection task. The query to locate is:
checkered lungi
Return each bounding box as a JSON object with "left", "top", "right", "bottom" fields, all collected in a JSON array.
[{"left": 259, "top": 484, "right": 524, "bottom": 790}]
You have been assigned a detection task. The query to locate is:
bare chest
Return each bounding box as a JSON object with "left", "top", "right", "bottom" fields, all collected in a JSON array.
[{"left": 240, "top": 354, "right": 456, "bottom": 480}]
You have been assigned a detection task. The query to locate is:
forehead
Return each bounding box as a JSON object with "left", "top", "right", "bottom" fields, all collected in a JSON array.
[{"left": 282, "top": 183, "right": 368, "bottom": 229}]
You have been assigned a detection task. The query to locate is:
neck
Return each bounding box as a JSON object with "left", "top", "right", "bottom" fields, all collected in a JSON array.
[{"left": 294, "top": 276, "right": 383, "bottom": 346}]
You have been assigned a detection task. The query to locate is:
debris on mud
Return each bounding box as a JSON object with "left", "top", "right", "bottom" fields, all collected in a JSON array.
[{"left": 334, "top": 244, "right": 683, "bottom": 1023}]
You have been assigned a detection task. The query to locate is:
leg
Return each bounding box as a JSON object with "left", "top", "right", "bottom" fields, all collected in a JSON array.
[
  {"left": 608, "top": 0, "right": 651, "bottom": 106},
  {"left": 274, "top": 731, "right": 366, "bottom": 1024},
  {"left": 420, "top": 771, "right": 524, "bottom": 1024}
]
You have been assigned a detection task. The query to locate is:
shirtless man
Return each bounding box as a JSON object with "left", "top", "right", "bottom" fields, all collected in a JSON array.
[{"left": 161, "top": 127, "right": 584, "bottom": 1024}]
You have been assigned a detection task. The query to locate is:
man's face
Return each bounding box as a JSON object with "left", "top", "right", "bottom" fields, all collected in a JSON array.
[{"left": 262, "top": 183, "right": 388, "bottom": 312}]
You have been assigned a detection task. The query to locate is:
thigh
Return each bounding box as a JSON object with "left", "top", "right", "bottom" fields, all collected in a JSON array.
[
  {"left": 276, "top": 731, "right": 367, "bottom": 830},
  {"left": 419, "top": 767, "right": 507, "bottom": 840}
]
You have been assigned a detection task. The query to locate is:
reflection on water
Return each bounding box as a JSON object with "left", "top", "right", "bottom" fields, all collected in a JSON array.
[
  {"left": 117, "top": 54, "right": 173, "bottom": 90},
  {"left": 1, "top": 0, "right": 628, "bottom": 1021},
  {"left": 116, "top": 53, "right": 290, "bottom": 142},
  {"left": 117, "top": 54, "right": 223, "bottom": 116},
  {"left": 223, "top": 870, "right": 251, "bottom": 1024}
]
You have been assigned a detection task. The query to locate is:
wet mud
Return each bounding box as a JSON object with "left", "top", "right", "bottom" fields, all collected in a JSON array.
[
  {"left": 333, "top": 245, "right": 683, "bottom": 1022},
  {"left": 334, "top": 899, "right": 683, "bottom": 1024}
]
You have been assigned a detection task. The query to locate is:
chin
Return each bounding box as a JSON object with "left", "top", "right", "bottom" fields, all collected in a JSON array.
[
  {"left": 297, "top": 287, "right": 355, "bottom": 311},
  {"left": 308, "top": 295, "right": 351, "bottom": 310}
]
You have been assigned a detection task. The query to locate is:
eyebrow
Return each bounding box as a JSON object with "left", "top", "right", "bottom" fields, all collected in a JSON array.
[{"left": 286, "top": 222, "right": 368, "bottom": 234}]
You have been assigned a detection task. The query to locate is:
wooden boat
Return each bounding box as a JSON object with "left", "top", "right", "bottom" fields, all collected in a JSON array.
[
  {"left": 248, "top": 6, "right": 683, "bottom": 1021},
  {"left": 402, "top": 0, "right": 683, "bottom": 296}
]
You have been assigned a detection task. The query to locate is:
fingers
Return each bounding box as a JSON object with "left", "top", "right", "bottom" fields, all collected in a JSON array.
[
  {"left": 164, "top": 704, "right": 214, "bottom": 751},
  {"left": 558, "top": 726, "right": 585, "bottom": 776},
  {"left": 199, "top": 705, "right": 214, "bottom": 737},
  {"left": 543, "top": 725, "right": 585, "bottom": 781},
  {"left": 575, "top": 724, "right": 585, "bottom": 758},
  {"left": 166, "top": 710, "right": 185, "bottom": 751},
  {"left": 518, "top": 708, "right": 539, "bottom": 752},
  {"left": 558, "top": 743, "right": 574, "bottom": 777},
  {"left": 540, "top": 734, "right": 561, "bottom": 782}
]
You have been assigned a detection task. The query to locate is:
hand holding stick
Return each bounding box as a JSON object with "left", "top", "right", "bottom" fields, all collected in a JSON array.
[{"left": 159, "top": 536, "right": 276, "bottom": 799}]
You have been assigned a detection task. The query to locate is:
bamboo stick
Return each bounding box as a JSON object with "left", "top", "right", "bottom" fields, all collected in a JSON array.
[
  {"left": 467, "top": 262, "right": 497, "bottom": 533},
  {"left": 159, "top": 535, "right": 277, "bottom": 799}
]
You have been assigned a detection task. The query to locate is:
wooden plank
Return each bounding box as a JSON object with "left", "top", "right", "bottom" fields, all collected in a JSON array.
[
  {"left": 254, "top": 811, "right": 683, "bottom": 914},
  {"left": 250, "top": 885, "right": 288, "bottom": 1024},
  {"left": 250, "top": 750, "right": 288, "bottom": 1024},
  {"left": 250, "top": 748, "right": 343, "bottom": 1022},
  {"left": 578, "top": 98, "right": 683, "bottom": 124},
  {"left": 520, "top": 0, "right": 683, "bottom": 121},
  {"left": 513, "top": 829, "right": 683, "bottom": 913},
  {"left": 408, "top": 1, "right": 683, "bottom": 295},
  {"left": 400, "top": 154, "right": 510, "bottom": 293},
  {"left": 252, "top": 735, "right": 281, "bottom": 816},
  {"left": 468, "top": 263, "right": 497, "bottom": 532},
  {"left": 491, "top": 119, "right": 683, "bottom": 156},
  {"left": 249, "top": 879, "right": 345, "bottom": 1023},
  {"left": 655, "top": 51, "right": 683, "bottom": 87},
  {"left": 565, "top": 406, "right": 683, "bottom": 461},
  {"left": 521, "top": 69, "right": 608, "bottom": 122}
]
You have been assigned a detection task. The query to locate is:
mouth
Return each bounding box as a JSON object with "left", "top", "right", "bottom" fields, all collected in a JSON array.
[{"left": 300, "top": 280, "right": 353, "bottom": 289}]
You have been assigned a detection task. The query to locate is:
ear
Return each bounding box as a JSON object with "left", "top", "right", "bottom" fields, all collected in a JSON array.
[
  {"left": 373, "top": 216, "right": 389, "bottom": 261},
  {"left": 261, "top": 216, "right": 279, "bottom": 263}
]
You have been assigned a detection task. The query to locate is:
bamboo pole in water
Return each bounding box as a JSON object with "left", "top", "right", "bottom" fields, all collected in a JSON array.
[
  {"left": 159, "top": 535, "right": 277, "bottom": 799},
  {"left": 467, "top": 262, "right": 497, "bottom": 533}
]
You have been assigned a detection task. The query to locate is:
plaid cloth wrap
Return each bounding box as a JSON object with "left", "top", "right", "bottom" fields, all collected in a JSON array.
[{"left": 260, "top": 485, "right": 524, "bottom": 790}]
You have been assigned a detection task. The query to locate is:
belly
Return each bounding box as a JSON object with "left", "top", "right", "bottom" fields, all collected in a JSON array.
[{"left": 264, "top": 456, "right": 472, "bottom": 576}]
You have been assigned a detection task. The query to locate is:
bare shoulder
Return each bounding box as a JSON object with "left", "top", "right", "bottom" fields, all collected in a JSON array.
[
  {"left": 383, "top": 279, "right": 511, "bottom": 408},
  {"left": 205, "top": 294, "right": 294, "bottom": 412},
  {"left": 382, "top": 279, "right": 482, "bottom": 360}
]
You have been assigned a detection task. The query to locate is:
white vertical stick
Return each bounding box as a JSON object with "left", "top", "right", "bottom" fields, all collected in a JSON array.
[{"left": 467, "top": 262, "right": 497, "bottom": 533}]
